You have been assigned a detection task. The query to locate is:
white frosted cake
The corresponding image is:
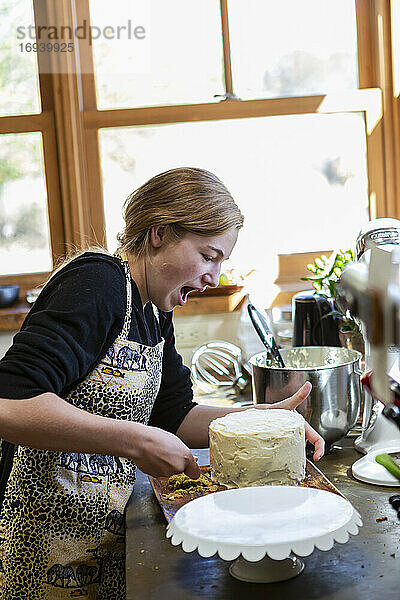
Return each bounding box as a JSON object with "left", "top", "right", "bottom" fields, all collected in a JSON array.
[{"left": 209, "top": 409, "right": 306, "bottom": 488}]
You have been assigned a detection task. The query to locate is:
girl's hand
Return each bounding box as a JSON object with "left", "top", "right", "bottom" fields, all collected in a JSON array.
[
  {"left": 133, "top": 425, "right": 201, "bottom": 479},
  {"left": 255, "top": 382, "right": 325, "bottom": 461}
]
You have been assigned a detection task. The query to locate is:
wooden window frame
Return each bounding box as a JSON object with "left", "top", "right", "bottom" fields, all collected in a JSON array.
[
  {"left": 1, "top": 0, "right": 399, "bottom": 301},
  {"left": 0, "top": 106, "right": 64, "bottom": 294}
]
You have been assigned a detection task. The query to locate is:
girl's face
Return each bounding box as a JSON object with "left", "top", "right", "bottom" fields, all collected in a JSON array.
[{"left": 147, "top": 227, "right": 239, "bottom": 312}]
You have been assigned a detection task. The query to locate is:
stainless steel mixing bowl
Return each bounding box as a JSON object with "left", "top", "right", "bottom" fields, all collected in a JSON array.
[{"left": 250, "top": 346, "right": 362, "bottom": 450}]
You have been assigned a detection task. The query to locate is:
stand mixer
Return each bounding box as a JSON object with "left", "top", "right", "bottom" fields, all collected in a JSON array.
[{"left": 337, "top": 220, "right": 400, "bottom": 486}]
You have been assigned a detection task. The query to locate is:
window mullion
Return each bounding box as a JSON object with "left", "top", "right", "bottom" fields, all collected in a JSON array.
[
  {"left": 355, "top": 0, "right": 385, "bottom": 218},
  {"left": 219, "top": 0, "right": 235, "bottom": 99},
  {"left": 82, "top": 89, "right": 381, "bottom": 130},
  {"left": 42, "top": 120, "right": 68, "bottom": 261},
  {"left": 0, "top": 113, "right": 52, "bottom": 134},
  {"left": 33, "top": 0, "right": 93, "bottom": 253},
  {"left": 356, "top": 0, "right": 400, "bottom": 218},
  {"left": 390, "top": 0, "right": 400, "bottom": 218},
  {"left": 73, "top": 0, "right": 106, "bottom": 248},
  {"left": 376, "top": 0, "right": 399, "bottom": 217}
]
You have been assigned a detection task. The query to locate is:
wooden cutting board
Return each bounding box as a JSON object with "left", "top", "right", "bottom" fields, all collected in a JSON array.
[{"left": 148, "top": 460, "right": 345, "bottom": 524}]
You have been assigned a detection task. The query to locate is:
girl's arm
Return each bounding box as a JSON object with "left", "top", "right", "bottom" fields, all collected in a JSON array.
[{"left": 0, "top": 393, "right": 201, "bottom": 479}]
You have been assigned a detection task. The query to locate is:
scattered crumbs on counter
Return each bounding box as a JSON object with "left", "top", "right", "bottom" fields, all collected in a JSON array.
[{"left": 376, "top": 516, "right": 388, "bottom": 522}]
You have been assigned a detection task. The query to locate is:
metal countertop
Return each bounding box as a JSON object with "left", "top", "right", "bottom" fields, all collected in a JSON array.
[{"left": 126, "top": 438, "right": 400, "bottom": 600}]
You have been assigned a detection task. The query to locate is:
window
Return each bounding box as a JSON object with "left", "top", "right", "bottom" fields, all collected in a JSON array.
[
  {"left": 90, "top": 0, "right": 224, "bottom": 109},
  {"left": 0, "top": 132, "right": 52, "bottom": 275},
  {"left": 100, "top": 113, "right": 369, "bottom": 256},
  {"left": 228, "top": 0, "right": 359, "bottom": 100},
  {"left": 99, "top": 110, "right": 369, "bottom": 302},
  {"left": 0, "top": 0, "right": 64, "bottom": 293},
  {"left": 0, "top": 0, "right": 41, "bottom": 116},
  {"left": 1, "top": 0, "right": 399, "bottom": 306}
]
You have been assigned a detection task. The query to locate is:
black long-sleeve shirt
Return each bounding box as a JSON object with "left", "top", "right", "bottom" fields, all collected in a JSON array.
[{"left": 0, "top": 252, "right": 197, "bottom": 432}]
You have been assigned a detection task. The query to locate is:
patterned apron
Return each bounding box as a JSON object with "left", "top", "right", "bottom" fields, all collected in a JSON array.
[{"left": 0, "top": 250, "right": 164, "bottom": 600}]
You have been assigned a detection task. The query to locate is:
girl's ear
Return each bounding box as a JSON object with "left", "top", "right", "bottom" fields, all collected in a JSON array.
[{"left": 149, "top": 225, "right": 168, "bottom": 248}]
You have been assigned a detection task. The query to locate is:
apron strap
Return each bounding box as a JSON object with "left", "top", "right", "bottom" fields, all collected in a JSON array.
[
  {"left": 114, "top": 248, "right": 133, "bottom": 338},
  {"left": 152, "top": 303, "right": 160, "bottom": 325},
  {"left": 114, "top": 248, "right": 160, "bottom": 335}
]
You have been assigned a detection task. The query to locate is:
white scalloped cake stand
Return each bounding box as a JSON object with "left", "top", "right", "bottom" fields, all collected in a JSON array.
[{"left": 166, "top": 485, "right": 362, "bottom": 583}]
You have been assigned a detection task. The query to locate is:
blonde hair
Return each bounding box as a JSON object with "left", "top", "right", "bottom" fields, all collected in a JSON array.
[{"left": 117, "top": 167, "right": 244, "bottom": 257}]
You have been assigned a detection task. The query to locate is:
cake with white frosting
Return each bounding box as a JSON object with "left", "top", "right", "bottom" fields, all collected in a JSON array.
[{"left": 209, "top": 409, "right": 306, "bottom": 488}]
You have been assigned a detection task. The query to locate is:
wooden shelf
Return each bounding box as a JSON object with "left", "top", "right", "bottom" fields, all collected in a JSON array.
[
  {"left": 175, "top": 289, "right": 248, "bottom": 316},
  {"left": 0, "top": 301, "right": 30, "bottom": 331}
]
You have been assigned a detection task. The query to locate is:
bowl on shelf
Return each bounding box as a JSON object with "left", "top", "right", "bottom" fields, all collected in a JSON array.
[
  {"left": 0, "top": 285, "right": 20, "bottom": 309},
  {"left": 25, "top": 288, "right": 42, "bottom": 304}
]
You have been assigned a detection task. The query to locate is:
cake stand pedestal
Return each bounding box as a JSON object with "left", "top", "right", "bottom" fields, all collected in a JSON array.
[
  {"left": 166, "top": 486, "right": 362, "bottom": 584},
  {"left": 229, "top": 553, "right": 304, "bottom": 583}
]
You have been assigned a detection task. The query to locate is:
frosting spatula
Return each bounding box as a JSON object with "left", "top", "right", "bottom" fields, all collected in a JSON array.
[{"left": 247, "top": 303, "right": 286, "bottom": 368}]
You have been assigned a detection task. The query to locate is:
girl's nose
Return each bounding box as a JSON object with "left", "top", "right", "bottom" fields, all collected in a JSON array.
[{"left": 203, "top": 264, "right": 220, "bottom": 288}]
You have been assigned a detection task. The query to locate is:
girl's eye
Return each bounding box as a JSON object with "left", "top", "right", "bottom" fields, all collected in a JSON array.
[{"left": 202, "top": 254, "right": 214, "bottom": 263}]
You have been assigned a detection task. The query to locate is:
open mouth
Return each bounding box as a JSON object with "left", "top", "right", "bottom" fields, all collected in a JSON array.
[{"left": 179, "top": 286, "right": 199, "bottom": 305}]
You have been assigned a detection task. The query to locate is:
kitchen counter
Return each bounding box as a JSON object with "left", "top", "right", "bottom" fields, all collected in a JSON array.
[{"left": 126, "top": 437, "right": 400, "bottom": 600}]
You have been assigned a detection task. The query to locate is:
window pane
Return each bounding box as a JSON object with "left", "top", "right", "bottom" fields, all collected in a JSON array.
[
  {"left": 0, "top": 0, "right": 41, "bottom": 116},
  {"left": 229, "top": 0, "right": 359, "bottom": 100},
  {"left": 0, "top": 133, "right": 52, "bottom": 275},
  {"left": 90, "top": 0, "right": 224, "bottom": 109},
  {"left": 99, "top": 114, "right": 368, "bottom": 295}
]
